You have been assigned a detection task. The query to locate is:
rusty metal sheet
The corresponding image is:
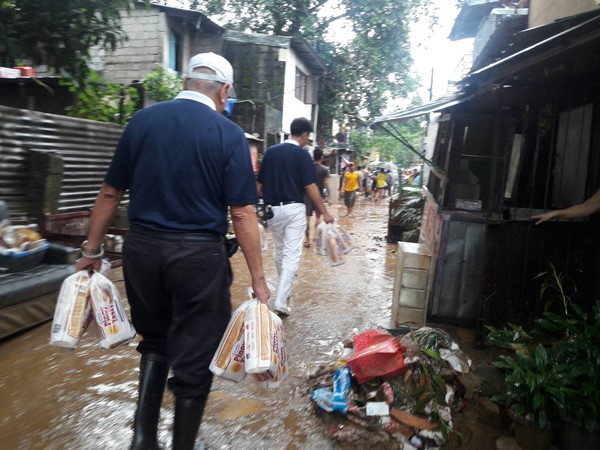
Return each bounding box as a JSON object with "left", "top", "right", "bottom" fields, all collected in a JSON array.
[
  {"left": 428, "top": 218, "right": 486, "bottom": 327},
  {"left": 0, "top": 105, "right": 124, "bottom": 222}
]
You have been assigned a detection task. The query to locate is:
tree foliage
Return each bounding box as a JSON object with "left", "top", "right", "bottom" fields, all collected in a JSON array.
[
  {"left": 189, "top": 0, "right": 441, "bottom": 137},
  {"left": 60, "top": 71, "right": 138, "bottom": 125},
  {"left": 0, "top": 0, "right": 143, "bottom": 82},
  {"left": 350, "top": 118, "right": 424, "bottom": 169}
]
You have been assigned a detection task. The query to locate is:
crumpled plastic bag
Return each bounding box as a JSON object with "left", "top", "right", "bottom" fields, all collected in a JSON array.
[{"left": 347, "top": 329, "right": 407, "bottom": 384}]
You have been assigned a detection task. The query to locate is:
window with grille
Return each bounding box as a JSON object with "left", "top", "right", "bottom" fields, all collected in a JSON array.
[{"left": 295, "top": 68, "right": 307, "bottom": 102}]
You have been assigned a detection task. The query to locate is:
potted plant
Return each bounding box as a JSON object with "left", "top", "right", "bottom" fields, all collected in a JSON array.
[
  {"left": 534, "top": 301, "right": 600, "bottom": 449},
  {"left": 388, "top": 186, "right": 424, "bottom": 242},
  {"left": 489, "top": 263, "right": 600, "bottom": 450},
  {"left": 491, "top": 343, "right": 572, "bottom": 450}
]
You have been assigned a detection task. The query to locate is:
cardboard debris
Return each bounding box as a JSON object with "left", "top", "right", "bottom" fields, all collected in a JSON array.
[{"left": 390, "top": 408, "right": 438, "bottom": 430}]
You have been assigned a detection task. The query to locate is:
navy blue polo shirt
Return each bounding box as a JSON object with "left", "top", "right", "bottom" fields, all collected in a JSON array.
[
  {"left": 256, "top": 141, "right": 316, "bottom": 205},
  {"left": 105, "top": 91, "right": 258, "bottom": 234}
]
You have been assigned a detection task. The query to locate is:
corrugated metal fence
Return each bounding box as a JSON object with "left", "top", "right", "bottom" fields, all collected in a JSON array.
[{"left": 0, "top": 105, "right": 124, "bottom": 223}]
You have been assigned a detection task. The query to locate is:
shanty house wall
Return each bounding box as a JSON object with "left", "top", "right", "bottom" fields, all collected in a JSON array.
[{"left": 529, "top": 0, "right": 599, "bottom": 28}]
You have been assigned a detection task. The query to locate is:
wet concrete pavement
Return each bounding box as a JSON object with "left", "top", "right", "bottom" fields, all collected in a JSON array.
[{"left": 0, "top": 197, "right": 507, "bottom": 450}]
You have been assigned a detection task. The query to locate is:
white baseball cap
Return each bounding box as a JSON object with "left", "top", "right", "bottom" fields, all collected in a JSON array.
[{"left": 186, "top": 52, "right": 236, "bottom": 98}]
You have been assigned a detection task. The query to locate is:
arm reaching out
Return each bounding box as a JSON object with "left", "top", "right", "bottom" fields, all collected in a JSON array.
[{"left": 532, "top": 188, "right": 600, "bottom": 225}]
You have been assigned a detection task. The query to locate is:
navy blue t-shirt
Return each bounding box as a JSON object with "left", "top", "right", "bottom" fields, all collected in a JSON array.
[
  {"left": 256, "top": 142, "right": 316, "bottom": 205},
  {"left": 105, "top": 97, "right": 258, "bottom": 234}
]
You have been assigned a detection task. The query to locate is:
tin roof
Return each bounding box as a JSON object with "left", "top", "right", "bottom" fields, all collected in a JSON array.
[{"left": 372, "top": 93, "right": 471, "bottom": 125}]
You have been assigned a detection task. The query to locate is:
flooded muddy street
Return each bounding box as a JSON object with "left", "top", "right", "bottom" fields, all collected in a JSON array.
[{"left": 0, "top": 199, "right": 399, "bottom": 450}]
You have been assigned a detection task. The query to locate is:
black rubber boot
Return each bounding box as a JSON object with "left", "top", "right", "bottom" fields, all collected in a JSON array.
[
  {"left": 172, "top": 396, "right": 208, "bottom": 450},
  {"left": 130, "top": 353, "right": 169, "bottom": 450}
]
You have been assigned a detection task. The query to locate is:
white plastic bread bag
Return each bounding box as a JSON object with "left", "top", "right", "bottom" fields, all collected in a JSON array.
[
  {"left": 50, "top": 271, "right": 93, "bottom": 348},
  {"left": 326, "top": 224, "right": 346, "bottom": 266},
  {"left": 88, "top": 271, "right": 136, "bottom": 349},
  {"left": 209, "top": 300, "right": 252, "bottom": 382},
  {"left": 331, "top": 222, "right": 354, "bottom": 254},
  {"left": 244, "top": 300, "right": 278, "bottom": 377},
  {"left": 257, "top": 312, "right": 288, "bottom": 388},
  {"left": 313, "top": 221, "right": 328, "bottom": 256}
]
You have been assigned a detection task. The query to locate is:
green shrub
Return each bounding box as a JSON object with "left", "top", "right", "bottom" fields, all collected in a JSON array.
[
  {"left": 142, "top": 64, "right": 182, "bottom": 102},
  {"left": 61, "top": 70, "right": 138, "bottom": 124}
]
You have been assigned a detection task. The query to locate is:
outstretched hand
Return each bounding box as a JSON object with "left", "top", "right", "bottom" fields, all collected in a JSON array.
[{"left": 531, "top": 211, "right": 556, "bottom": 225}]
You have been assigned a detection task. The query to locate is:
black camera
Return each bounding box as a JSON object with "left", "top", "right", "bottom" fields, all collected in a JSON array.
[
  {"left": 255, "top": 201, "right": 274, "bottom": 221},
  {"left": 225, "top": 237, "right": 239, "bottom": 258},
  {"left": 264, "top": 205, "right": 274, "bottom": 220}
]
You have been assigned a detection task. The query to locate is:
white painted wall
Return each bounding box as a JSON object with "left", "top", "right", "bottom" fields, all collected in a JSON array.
[{"left": 281, "top": 48, "right": 314, "bottom": 134}]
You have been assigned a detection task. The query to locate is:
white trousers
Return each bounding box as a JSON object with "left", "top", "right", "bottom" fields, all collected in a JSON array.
[{"left": 267, "top": 203, "right": 307, "bottom": 273}]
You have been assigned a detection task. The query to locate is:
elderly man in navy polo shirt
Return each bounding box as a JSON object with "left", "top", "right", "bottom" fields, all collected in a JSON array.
[
  {"left": 77, "top": 53, "right": 270, "bottom": 450},
  {"left": 257, "top": 118, "right": 334, "bottom": 316}
]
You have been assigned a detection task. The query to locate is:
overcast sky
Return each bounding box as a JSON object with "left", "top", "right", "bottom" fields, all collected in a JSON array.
[
  {"left": 409, "top": 1, "right": 472, "bottom": 103},
  {"left": 166, "top": 0, "right": 472, "bottom": 112}
]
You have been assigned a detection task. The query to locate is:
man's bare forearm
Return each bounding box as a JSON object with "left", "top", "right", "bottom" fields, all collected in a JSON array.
[
  {"left": 86, "top": 182, "right": 124, "bottom": 249},
  {"left": 231, "top": 204, "right": 267, "bottom": 286}
]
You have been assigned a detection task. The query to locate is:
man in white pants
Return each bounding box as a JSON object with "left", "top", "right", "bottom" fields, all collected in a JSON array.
[{"left": 257, "top": 118, "right": 334, "bottom": 315}]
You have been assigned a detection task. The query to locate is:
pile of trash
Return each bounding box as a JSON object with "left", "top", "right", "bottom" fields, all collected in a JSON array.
[{"left": 309, "top": 327, "right": 481, "bottom": 449}]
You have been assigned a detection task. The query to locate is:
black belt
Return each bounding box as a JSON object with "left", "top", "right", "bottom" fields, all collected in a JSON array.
[
  {"left": 130, "top": 224, "right": 223, "bottom": 243},
  {"left": 267, "top": 201, "right": 301, "bottom": 207}
]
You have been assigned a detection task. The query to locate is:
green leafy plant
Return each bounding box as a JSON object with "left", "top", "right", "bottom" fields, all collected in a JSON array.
[
  {"left": 389, "top": 186, "right": 424, "bottom": 242},
  {"left": 534, "top": 301, "right": 600, "bottom": 431},
  {"left": 534, "top": 262, "right": 580, "bottom": 314},
  {"left": 492, "top": 343, "right": 572, "bottom": 429},
  {"left": 485, "top": 323, "right": 532, "bottom": 350},
  {"left": 142, "top": 64, "right": 183, "bottom": 103},
  {"left": 489, "top": 263, "right": 600, "bottom": 431},
  {"left": 61, "top": 71, "right": 138, "bottom": 124}
]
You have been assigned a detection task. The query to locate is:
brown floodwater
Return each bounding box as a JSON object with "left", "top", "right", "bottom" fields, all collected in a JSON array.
[{"left": 0, "top": 198, "right": 400, "bottom": 450}]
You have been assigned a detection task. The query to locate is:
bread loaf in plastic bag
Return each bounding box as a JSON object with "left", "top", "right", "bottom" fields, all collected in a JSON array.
[
  {"left": 50, "top": 271, "right": 93, "bottom": 348},
  {"left": 88, "top": 272, "right": 136, "bottom": 349}
]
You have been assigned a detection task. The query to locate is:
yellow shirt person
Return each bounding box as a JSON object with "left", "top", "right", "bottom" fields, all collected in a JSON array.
[
  {"left": 344, "top": 170, "right": 360, "bottom": 192},
  {"left": 340, "top": 163, "right": 360, "bottom": 217},
  {"left": 376, "top": 171, "right": 387, "bottom": 189}
]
